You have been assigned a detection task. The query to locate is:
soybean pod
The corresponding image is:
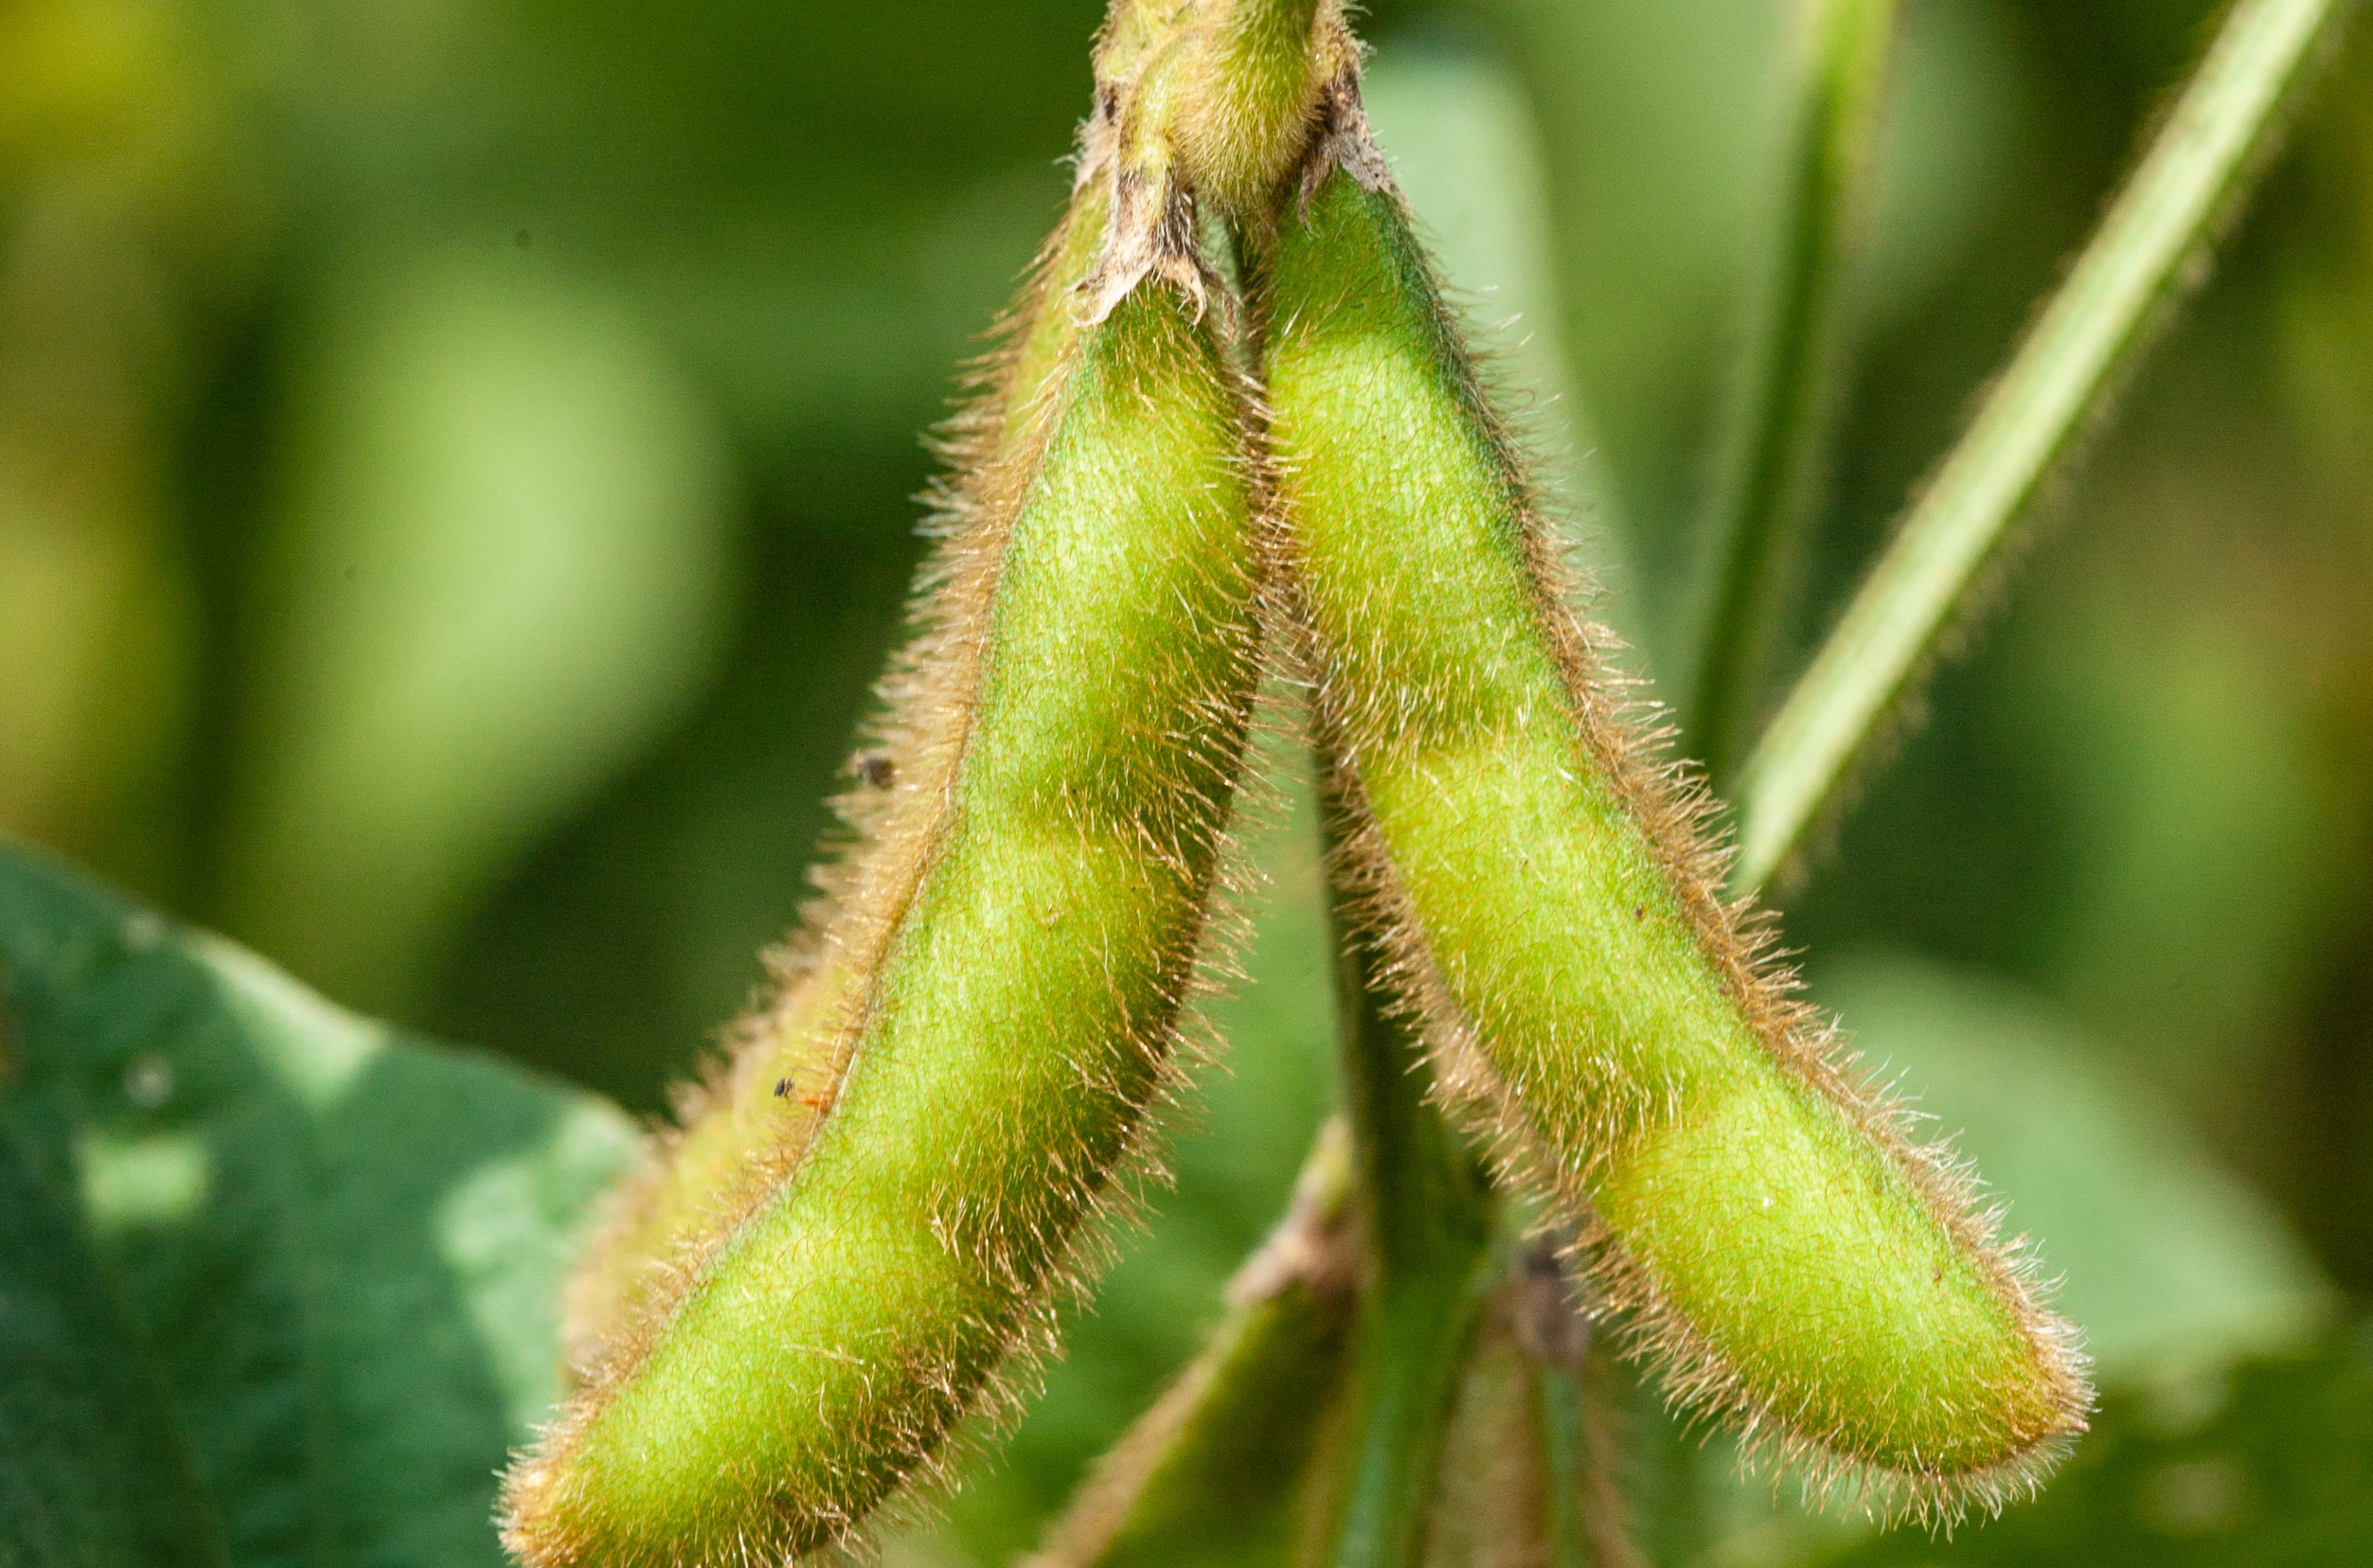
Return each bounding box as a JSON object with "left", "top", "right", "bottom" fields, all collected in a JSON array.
[
  {"left": 547, "top": 0, "right": 1211, "bottom": 1380},
  {"left": 1249, "top": 79, "right": 2088, "bottom": 1511},
  {"left": 500, "top": 48, "right": 1265, "bottom": 1568},
  {"left": 555, "top": 136, "right": 1117, "bottom": 1389}
]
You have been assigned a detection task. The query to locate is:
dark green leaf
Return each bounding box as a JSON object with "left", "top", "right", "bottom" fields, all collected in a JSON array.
[
  {"left": 0, "top": 840, "right": 639, "bottom": 1568},
  {"left": 0, "top": 1118, "right": 225, "bottom": 1568}
]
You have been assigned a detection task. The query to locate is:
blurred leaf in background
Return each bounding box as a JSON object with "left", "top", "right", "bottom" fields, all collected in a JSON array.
[
  {"left": 214, "top": 241, "right": 732, "bottom": 1021},
  {"left": 0, "top": 0, "right": 237, "bottom": 902},
  {"left": 1813, "top": 1332, "right": 2373, "bottom": 1564}
]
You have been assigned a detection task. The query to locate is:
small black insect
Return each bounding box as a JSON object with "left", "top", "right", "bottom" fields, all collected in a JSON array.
[
  {"left": 774, "top": 1078, "right": 793, "bottom": 1097},
  {"left": 852, "top": 751, "right": 896, "bottom": 788}
]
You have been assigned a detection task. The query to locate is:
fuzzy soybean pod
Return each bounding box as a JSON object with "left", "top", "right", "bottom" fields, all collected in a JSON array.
[
  {"left": 543, "top": 0, "right": 1249, "bottom": 1379},
  {"left": 1255, "top": 149, "right": 2089, "bottom": 1509},
  {"left": 544, "top": 0, "right": 1189, "bottom": 1392},
  {"left": 501, "top": 183, "right": 1265, "bottom": 1568},
  {"left": 550, "top": 169, "right": 1117, "bottom": 1385}
]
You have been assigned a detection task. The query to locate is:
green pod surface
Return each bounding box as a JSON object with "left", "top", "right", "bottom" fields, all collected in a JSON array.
[
  {"left": 1254, "top": 161, "right": 2088, "bottom": 1510},
  {"left": 553, "top": 171, "right": 1115, "bottom": 1383},
  {"left": 548, "top": 0, "right": 1187, "bottom": 1376},
  {"left": 502, "top": 182, "right": 1264, "bottom": 1564}
]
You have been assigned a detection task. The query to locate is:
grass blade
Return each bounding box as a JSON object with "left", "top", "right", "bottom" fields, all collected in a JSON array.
[
  {"left": 1731, "top": 0, "right": 2356, "bottom": 892},
  {"left": 1689, "top": 0, "right": 1901, "bottom": 791}
]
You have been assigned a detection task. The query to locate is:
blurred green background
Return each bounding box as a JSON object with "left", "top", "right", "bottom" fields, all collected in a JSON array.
[{"left": 7, "top": 0, "right": 2373, "bottom": 1561}]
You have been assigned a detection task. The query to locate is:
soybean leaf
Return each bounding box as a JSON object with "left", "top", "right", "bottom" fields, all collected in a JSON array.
[
  {"left": 0, "top": 1119, "right": 226, "bottom": 1568},
  {"left": 1732, "top": 0, "right": 2355, "bottom": 890},
  {"left": 0, "top": 838, "right": 640, "bottom": 1568}
]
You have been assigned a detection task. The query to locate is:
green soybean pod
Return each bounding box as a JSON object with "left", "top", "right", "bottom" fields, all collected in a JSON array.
[
  {"left": 547, "top": 0, "right": 1191, "bottom": 1384},
  {"left": 553, "top": 165, "right": 1117, "bottom": 1386},
  {"left": 1252, "top": 124, "right": 2089, "bottom": 1510},
  {"left": 501, "top": 131, "right": 1264, "bottom": 1568}
]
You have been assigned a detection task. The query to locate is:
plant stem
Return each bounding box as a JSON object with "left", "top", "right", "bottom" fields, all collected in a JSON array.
[
  {"left": 1179, "top": 0, "right": 1327, "bottom": 212},
  {"left": 1730, "top": 0, "right": 2356, "bottom": 892},
  {"left": 1535, "top": 1365, "right": 1594, "bottom": 1568},
  {"left": 1314, "top": 768, "right": 1496, "bottom": 1568},
  {"left": 1030, "top": 1125, "right": 1359, "bottom": 1568},
  {"left": 1688, "top": 0, "right": 1900, "bottom": 793}
]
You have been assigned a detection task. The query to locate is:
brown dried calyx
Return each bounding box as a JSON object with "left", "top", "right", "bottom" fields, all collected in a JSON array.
[{"left": 1080, "top": 12, "right": 1224, "bottom": 324}]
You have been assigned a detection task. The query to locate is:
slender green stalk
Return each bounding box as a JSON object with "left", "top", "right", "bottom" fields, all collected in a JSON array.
[
  {"left": 1316, "top": 769, "right": 1496, "bottom": 1568},
  {"left": 1507, "top": 1239, "right": 1631, "bottom": 1568},
  {"left": 1732, "top": 0, "right": 2355, "bottom": 891},
  {"left": 1689, "top": 0, "right": 1900, "bottom": 793},
  {"left": 1030, "top": 1125, "right": 1359, "bottom": 1568},
  {"left": 1534, "top": 1368, "right": 1592, "bottom": 1568},
  {"left": 1418, "top": 1312, "right": 1553, "bottom": 1568}
]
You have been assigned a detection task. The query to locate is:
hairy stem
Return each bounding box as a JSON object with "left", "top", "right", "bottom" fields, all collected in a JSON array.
[
  {"left": 1732, "top": 0, "right": 2358, "bottom": 891},
  {"left": 1177, "top": 0, "right": 1334, "bottom": 221}
]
